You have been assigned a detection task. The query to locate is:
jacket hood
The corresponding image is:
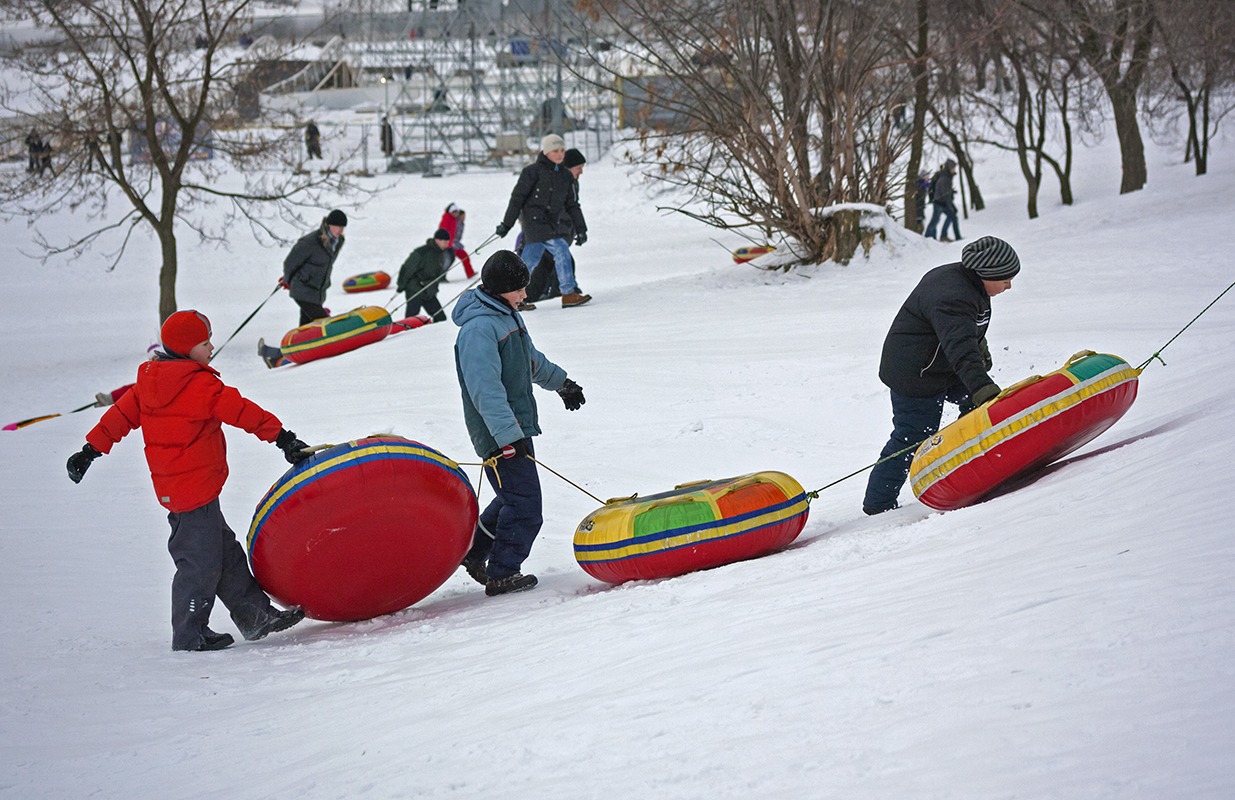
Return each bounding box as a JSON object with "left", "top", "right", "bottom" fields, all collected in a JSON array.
[
  {"left": 136, "top": 358, "right": 219, "bottom": 410},
  {"left": 452, "top": 287, "right": 516, "bottom": 328}
]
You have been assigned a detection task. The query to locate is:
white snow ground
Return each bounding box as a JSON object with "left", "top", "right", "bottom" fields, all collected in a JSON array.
[{"left": 1, "top": 129, "right": 1233, "bottom": 799}]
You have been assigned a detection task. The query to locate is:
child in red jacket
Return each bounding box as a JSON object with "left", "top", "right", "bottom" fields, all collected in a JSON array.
[{"left": 66, "top": 310, "right": 311, "bottom": 652}]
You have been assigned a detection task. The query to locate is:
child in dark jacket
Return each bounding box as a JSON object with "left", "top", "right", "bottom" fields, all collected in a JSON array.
[
  {"left": 66, "top": 310, "right": 312, "bottom": 652},
  {"left": 397, "top": 228, "right": 451, "bottom": 322}
]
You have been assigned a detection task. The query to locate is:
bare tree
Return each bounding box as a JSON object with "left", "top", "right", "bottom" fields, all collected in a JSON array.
[
  {"left": 1028, "top": 0, "right": 1153, "bottom": 194},
  {"left": 1, "top": 0, "right": 360, "bottom": 322},
  {"left": 1152, "top": 0, "right": 1235, "bottom": 176},
  {"left": 577, "top": 0, "right": 919, "bottom": 265}
]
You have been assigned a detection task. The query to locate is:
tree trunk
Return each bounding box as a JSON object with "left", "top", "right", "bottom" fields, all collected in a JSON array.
[
  {"left": 1109, "top": 87, "right": 1147, "bottom": 193},
  {"left": 157, "top": 223, "right": 178, "bottom": 323},
  {"left": 902, "top": 0, "right": 930, "bottom": 233}
]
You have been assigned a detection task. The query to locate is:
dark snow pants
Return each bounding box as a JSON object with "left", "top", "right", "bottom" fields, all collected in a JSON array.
[
  {"left": 167, "top": 499, "right": 273, "bottom": 650},
  {"left": 468, "top": 438, "right": 543, "bottom": 580},
  {"left": 863, "top": 381, "right": 974, "bottom": 513},
  {"left": 405, "top": 291, "right": 445, "bottom": 323},
  {"left": 295, "top": 300, "right": 330, "bottom": 327}
]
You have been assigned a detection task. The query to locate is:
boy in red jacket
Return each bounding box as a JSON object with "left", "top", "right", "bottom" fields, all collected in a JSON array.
[{"left": 66, "top": 310, "right": 311, "bottom": 652}]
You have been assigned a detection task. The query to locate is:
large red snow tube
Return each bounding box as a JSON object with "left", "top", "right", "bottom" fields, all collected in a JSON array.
[
  {"left": 909, "top": 351, "right": 1140, "bottom": 511},
  {"left": 246, "top": 435, "right": 478, "bottom": 621},
  {"left": 342, "top": 271, "right": 392, "bottom": 293},
  {"left": 573, "top": 471, "right": 810, "bottom": 584},
  {"left": 279, "top": 306, "right": 392, "bottom": 365}
]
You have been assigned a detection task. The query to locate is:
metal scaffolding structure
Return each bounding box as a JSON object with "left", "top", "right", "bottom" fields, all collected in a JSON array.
[{"left": 341, "top": 0, "right": 618, "bottom": 173}]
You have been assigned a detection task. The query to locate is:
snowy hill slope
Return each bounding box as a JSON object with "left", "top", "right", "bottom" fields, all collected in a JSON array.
[{"left": 1, "top": 136, "right": 1233, "bottom": 798}]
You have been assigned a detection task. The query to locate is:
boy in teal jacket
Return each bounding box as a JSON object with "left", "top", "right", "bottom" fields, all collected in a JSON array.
[{"left": 452, "top": 251, "right": 585, "bottom": 595}]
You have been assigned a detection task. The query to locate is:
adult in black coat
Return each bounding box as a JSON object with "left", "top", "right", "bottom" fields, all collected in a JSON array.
[
  {"left": 494, "top": 134, "right": 591, "bottom": 307},
  {"left": 862, "top": 237, "right": 1021, "bottom": 515},
  {"left": 281, "top": 210, "right": 347, "bottom": 325},
  {"left": 527, "top": 147, "right": 588, "bottom": 303}
]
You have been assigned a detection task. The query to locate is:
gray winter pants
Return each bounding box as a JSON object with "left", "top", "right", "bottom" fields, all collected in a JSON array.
[{"left": 167, "top": 499, "right": 273, "bottom": 650}]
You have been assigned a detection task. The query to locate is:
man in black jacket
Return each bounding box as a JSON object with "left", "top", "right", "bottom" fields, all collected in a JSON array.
[
  {"left": 862, "top": 236, "right": 1021, "bottom": 515},
  {"left": 495, "top": 134, "right": 591, "bottom": 308}
]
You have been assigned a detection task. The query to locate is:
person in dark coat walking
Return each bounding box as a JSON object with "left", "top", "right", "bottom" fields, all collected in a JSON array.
[
  {"left": 397, "top": 228, "right": 451, "bottom": 322},
  {"left": 862, "top": 237, "right": 1021, "bottom": 515},
  {"left": 452, "top": 251, "right": 586, "bottom": 595},
  {"left": 380, "top": 117, "right": 394, "bottom": 158},
  {"left": 259, "top": 210, "right": 348, "bottom": 367},
  {"left": 280, "top": 209, "right": 347, "bottom": 325},
  {"left": 66, "top": 310, "right": 310, "bottom": 651},
  {"left": 494, "top": 134, "right": 591, "bottom": 308},
  {"left": 527, "top": 147, "right": 587, "bottom": 303},
  {"left": 925, "top": 159, "right": 961, "bottom": 241},
  {"left": 305, "top": 121, "right": 322, "bottom": 160}
]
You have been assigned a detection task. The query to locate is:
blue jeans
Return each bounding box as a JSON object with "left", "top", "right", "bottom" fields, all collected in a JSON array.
[
  {"left": 925, "top": 201, "right": 961, "bottom": 240},
  {"left": 469, "top": 439, "right": 543, "bottom": 579},
  {"left": 520, "top": 238, "right": 577, "bottom": 295},
  {"left": 862, "top": 382, "right": 974, "bottom": 512}
]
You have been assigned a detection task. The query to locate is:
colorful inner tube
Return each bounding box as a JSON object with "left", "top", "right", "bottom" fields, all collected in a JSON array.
[
  {"left": 573, "top": 471, "right": 810, "bottom": 584},
  {"left": 389, "top": 315, "right": 431, "bottom": 335},
  {"left": 910, "top": 350, "right": 1141, "bottom": 511},
  {"left": 342, "top": 271, "right": 392, "bottom": 293},
  {"left": 247, "top": 436, "right": 478, "bottom": 622},
  {"left": 278, "top": 306, "right": 392, "bottom": 364},
  {"left": 732, "top": 245, "right": 776, "bottom": 264}
]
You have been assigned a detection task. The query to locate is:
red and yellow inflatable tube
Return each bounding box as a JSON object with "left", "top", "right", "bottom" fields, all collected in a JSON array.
[
  {"left": 279, "top": 306, "right": 392, "bottom": 364},
  {"left": 909, "top": 350, "right": 1140, "bottom": 511},
  {"left": 573, "top": 471, "right": 809, "bottom": 584}
]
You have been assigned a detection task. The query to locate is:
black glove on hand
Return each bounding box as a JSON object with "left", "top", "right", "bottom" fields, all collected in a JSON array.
[
  {"left": 275, "top": 429, "right": 311, "bottom": 465},
  {"left": 495, "top": 222, "right": 510, "bottom": 238},
  {"left": 66, "top": 443, "right": 101, "bottom": 484},
  {"left": 558, "top": 378, "right": 585, "bottom": 411},
  {"left": 978, "top": 337, "right": 993, "bottom": 371},
  {"left": 500, "top": 438, "right": 531, "bottom": 459},
  {"left": 574, "top": 232, "right": 587, "bottom": 246},
  {"left": 972, "top": 383, "right": 1001, "bottom": 406}
]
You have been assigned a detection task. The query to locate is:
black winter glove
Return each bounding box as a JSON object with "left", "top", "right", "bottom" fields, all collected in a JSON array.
[
  {"left": 499, "top": 438, "right": 531, "bottom": 459},
  {"left": 66, "top": 443, "right": 102, "bottom": 484},
  {"left": 558, "top": 378, "right": 585, "bottom": 411},
  {"left": 574, "top": 231, "right": 587, "bottom": 246},
  {"left": 972, "top": 383, "right": 1001, "bottom": 407},
  {"left": 275, "top": 429, "right": 311, "bottom": 465},
  {"left": 495, "top": 222, "right": 510, "bottom": 238},
  {"left": 978, "top": 337, "right": 993, "bottom": 371}
]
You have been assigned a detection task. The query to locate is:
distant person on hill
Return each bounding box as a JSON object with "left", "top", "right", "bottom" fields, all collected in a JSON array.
[
  {"left": 914, "top": 170, "right": 930, "bottom": 230},
  {"left": 305, "top": 121, "right": 322, "bottom": 160},
  {"left": 437, "top": 202, "right": 475, "bottom": 278},
  {"left": 527, "top": 147, "right": 587, "bottom": 303},
  {"left": 452, "top": 251, "right": 586, "bottom": 596},
  {"left": 925, "top": 159, "right": 961, "bottom": 242},
  {"left": 862, "top": 237, "right": 1020, "bottom": 515},
  {"left": 494, "top": 133, "right": 591, "bottom": 308},
  {"left": 380, "top": 116, "right": 395, "bottom": 158},
  {"left": 65, "top": 310, "right": 311, "bottom": 651},
  {"left": 397, "top": 227, "right": 451, "bottom": 322}
]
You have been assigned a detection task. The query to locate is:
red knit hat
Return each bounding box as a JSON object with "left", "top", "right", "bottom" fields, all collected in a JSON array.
[{"left": 161, "top": 310, "right": 212, "bottom": 356}]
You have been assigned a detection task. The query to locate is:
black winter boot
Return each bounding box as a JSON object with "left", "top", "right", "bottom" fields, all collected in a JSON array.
[
  {"left": 242, "top": 607, "right": 305, "bottom": 641},
  {"left": 174, "top": 628, "right": 235, "bottom": 652},
  {"left": 485, "top": 572, "right": 538, "bottom": 597},
  {"left": 460, "top": 554, "right": 488, "bottom": 585}
]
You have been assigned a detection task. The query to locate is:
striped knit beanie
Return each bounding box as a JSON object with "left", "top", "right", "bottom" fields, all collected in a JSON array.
[{"left": 961, "top": 236, "right": 1020, "bottom": 280}]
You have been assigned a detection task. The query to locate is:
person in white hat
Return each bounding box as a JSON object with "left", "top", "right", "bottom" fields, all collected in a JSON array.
[{"left": 493, "top": 133, "right": 592, "bottom": 308}]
